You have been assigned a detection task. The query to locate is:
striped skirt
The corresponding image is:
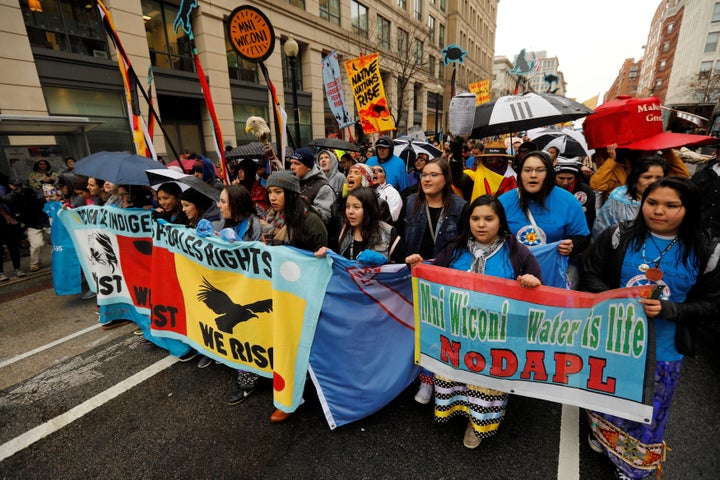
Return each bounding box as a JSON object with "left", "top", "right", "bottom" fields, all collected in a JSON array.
[
  {"left": 434, "top": 374, "right": 508, "bottom": 440},
  {"left": 587, "top": 360, "right": 681, "bottom": 479}
]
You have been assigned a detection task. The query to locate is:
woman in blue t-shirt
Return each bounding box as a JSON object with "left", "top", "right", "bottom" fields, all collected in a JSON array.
[
  {"left": 583, "top": 177, "right": 720, "bottom": 480},
  {"left": 406, "top": 195, "right": 543, "bottom": 449}
]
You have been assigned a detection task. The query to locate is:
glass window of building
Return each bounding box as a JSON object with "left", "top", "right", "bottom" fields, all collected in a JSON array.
[
  {"left": 659, "top": 60, "right": 666, "bottom": 71},
  {"left": 319, "top": 0, "right": 341, "bottom": 25},
  {"left": 662, "top": 41, "right": 670, "bottom": 52},
  {"left": 281, "top": 40, "right": 304, "bottom": 91},
  {"left": 397, "top": 0, "right": 406, "bottom": 9},
  {"left": 21, "top": 0, "right": 108, "bottom": 57},
  {"left": 142, "top": 0, "right": 194, "bottom": 73},
  {"left": 233, "top": 104, "right": 270, "bottom": 144},
  {"left": 44, "top": 86, "right": 132, "bottom": 152},
  {"left": 414, "top": 38, "right": 423, "bottom": 64},
  {"left": 225, "top": 28, "right": 258, "bottom": 83},
  {"left": 377, "top": 16, "right": 391, "bottom": 49},
  {"left": 438, "top": 23, "right": 445, "bottom": 48},
  {"left": 414, "top": 0, "right": 423, "bottom": 20},
  {"left": 351, "top": 1, "right": 368, "bottom": 36},
  {"left": 713, "top": 2, "right": 720, "bottom": 22},
  {"left": 666, "top": 22, "right": 674, "bottom": 34},
  {"left": 705, "top": 32, "right": 719, "bottom": 53},
  {"left": 438, "top": 61, "right": 445, "bottom": 81},
  {"left": 398, "top": 28, "right": 409, "bottom": 55},
  {"left": 286, "top": 0, "right": 306, "bottom": 8},
  {"left": 428, "top": 16, "right": 435, "bottom": 43},
  {"left": 700, "top": 60, "right": 713, "bottom": 78},
  {"left": 440, "top": 0, "right": 446, "bottom": 12},
  {"left": 428, "top": 55, "right": 435, "bottom": 77}
]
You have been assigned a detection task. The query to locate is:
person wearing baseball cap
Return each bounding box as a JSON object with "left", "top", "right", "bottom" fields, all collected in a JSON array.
[
  {"left": 288, "top": 147, "right": 336, "bottom": 225},
  {"left": 365, "top": 136, "right": 408, "bottom": 192},
  {"left": 449, "top": 140, "right": 518, "bottom": 201}
]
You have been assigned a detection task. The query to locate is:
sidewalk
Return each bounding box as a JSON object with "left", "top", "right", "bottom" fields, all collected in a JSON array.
[{"left": 1, "top": 239, "right": 53, "bottom": 288}]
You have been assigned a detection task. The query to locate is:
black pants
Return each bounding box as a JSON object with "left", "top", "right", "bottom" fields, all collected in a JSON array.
[{"left": 0, "top": 218, "right": 22, "bottom": 270}]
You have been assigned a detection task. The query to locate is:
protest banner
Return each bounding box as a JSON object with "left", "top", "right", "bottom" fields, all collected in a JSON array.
[
  {"left": 322, "top": 50, "right": 354, "bottom": 129},
  {"left": 412, "top": 263, "right": 655, "bottom": 423},
  {"left": 309, "top": 253, "right": 420, "bottom": 429},
  {"left": 469, "top": 79, "right": 491, "bottom": 106},
  {"left": 151, "top": 221, "right": 333, "bottom": 412},
  {"left": 345, "top": 53, "right": 395, "bottom": 134}
]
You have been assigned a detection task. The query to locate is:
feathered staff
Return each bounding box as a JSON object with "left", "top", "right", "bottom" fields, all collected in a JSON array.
[{"left": 246, "top": 116, "right": 284, "bottom": 171}]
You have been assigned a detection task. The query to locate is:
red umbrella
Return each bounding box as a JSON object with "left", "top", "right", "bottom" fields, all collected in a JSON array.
[
  {"left": 166, "top": 158, "right": 219, "bottom": 176},
  {"left": 583, "top": 96, "right": 716, "bottom": 150}
]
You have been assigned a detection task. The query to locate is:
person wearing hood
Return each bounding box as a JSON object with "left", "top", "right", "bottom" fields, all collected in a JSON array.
[
  {"left": 28, "top": 159, "right": 58, "bottom": 193},
  {"left": 317, "top": 149, "right": 346, "bottom": 198},
  {"left": 190, "top": 154, "right": 224, "bottom": 192},
  {"left": 366, "top": 136, "right": 408, "bottom": 192},
  {"left": 288, "top": 147, "right": 336, "bottom": 225}
]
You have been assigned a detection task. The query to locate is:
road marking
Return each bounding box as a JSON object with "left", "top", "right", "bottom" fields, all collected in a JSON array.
[
  {"left": 0, "top": 324, "right": 101, "bottom": 369},
  {"left": 0, "top": 355, "right": 178, "bottom": 462},
  {"left": 557, "top": 404, "right": 580, "bottom": 480}
]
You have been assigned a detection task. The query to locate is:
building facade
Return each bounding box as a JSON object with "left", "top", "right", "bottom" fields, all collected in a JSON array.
[
  {"left": 1, "top": 0, "right": 498, "bottom": 166},
  {"left": 605, "top": 58, "right": 643, "bottom": 101}
]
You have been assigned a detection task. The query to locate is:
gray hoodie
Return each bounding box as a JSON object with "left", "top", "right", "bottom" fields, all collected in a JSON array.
[{"left": 317, "top": 149, "right": 346, "bottom": 198}]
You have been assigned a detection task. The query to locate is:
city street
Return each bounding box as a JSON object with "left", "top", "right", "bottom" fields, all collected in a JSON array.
[{"left": 1, "top": 267, "right": 719, "bottom": 479}]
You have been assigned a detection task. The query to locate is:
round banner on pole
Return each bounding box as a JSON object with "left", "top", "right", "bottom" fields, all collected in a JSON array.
[{"left": 227, "top": 6, "right": 275, "bottom": 63}]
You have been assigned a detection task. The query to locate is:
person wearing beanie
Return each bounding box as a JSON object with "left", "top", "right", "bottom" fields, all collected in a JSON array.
[
  {"left": 365, "top": 136, "right": 408, "bottom": 191},
  {"left": 265, "top": 169, "right": 301, "bottom": 194},
  {"left": 289, "top": 147, "right": 336, "bottom": 225},
  {"left": 449, "top": 140, "right": 517, "bottom": 201},
  {"left": 554, "top": 156, "right": 596, "bottom": 232}
]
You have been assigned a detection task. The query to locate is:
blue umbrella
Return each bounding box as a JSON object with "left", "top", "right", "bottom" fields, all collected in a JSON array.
[{"left": 74, "top": 151, "right": 166, "bottom": 185}]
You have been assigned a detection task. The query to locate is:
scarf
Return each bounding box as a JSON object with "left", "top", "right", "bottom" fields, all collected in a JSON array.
[{"left": 467, "top": 237, "right": 504, "bottom": 274}]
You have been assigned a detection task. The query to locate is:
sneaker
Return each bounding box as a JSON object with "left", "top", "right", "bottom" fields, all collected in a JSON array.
[
  {"left": 463, "top": 423, "right": 482, "bottom": 449},
  {"left": 0, "top": 272, "right": 8, "bottom": 282},
  {"left": 227, "top": 386, "right": 255, "bottom": 405},
  {"left": 15, "top": 268, "right": 26, "bottom": 278},
  {"left": 178, "top": 351, "right": 198, "bottom": 362},
  {"left": 81, "top": 290, "right": 97, "bottom": 300},
  {"left": 197, "top": 356, "right": 213, "bottom": 369},
  {"left": 414, "top": 382, "right": 433, "bottom": 404},
  {"left": 29, "top": 264, "right": 41, "bottom": 272},
  {"left": 132, "top": 328, "right": 144, "bottom": 336},
  {"left": 587, "top": 433, "right": 603, "bottom": 453}
]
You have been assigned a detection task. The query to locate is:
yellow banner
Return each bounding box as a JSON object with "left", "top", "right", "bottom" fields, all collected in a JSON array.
[
  {"left": 345, "top": 53, "right": 395, "bottom": 134},
  {"left": 469, "top": 79, "right": 491, "bottom": 106}
]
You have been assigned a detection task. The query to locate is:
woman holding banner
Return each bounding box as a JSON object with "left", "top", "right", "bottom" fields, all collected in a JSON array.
[
  {"left": 406, "top": 195, "right": 542, "bottom": 449},
  {"left": 583, "top": 177, "right": 720, "bottom": 479},
  {"left": 402, "top": 158, "right": 467, "bottom": 405}
]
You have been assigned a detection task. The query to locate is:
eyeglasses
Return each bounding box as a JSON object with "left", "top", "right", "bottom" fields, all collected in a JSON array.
[
  {"left": 521, "top": 168, "right": 547, "bottom": 175},
  {"left": 420, "top": 172, "right": 442, "bottom": 179}
]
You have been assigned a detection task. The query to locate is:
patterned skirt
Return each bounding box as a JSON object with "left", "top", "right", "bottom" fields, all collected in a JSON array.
[
  {"left": 434, "top": 375, "right": 508, "bottom": 440},
  {"left": 587, "top": 360, "right": 681, "bottom": 479}
]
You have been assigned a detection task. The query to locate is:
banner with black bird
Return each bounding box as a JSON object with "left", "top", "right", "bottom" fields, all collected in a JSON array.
[{"left": 150, "top": 221, "right": 333, "bottom": 412}]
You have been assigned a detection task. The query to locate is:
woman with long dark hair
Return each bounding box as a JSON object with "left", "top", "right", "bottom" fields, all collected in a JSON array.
[
  {"left": 320, "top": 186, "right": 405, "bottom": 263},
  {"left": 583, "top": 176, "right": 720, "bottom": 479},
  {"left": 233, "top": 158, "right": 269, "bottom": 219},
  {"left": 406, "top": 195, "right": 542, "bottom": 449},
  {"left": 592, "top": 155, "right": 668, "bottom": 240},
  {"left": 402, "top": 157, "right": 466, "bottom": 403}
]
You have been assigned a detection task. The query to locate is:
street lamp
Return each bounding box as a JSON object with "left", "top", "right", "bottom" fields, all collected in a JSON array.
[{"left": 283, "top": 37, "right": 301, "bottom": 148}]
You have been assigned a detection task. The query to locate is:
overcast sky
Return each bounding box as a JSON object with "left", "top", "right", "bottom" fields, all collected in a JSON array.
[{"left": 494, "top": 0, "right": 661, "bottom": 103}]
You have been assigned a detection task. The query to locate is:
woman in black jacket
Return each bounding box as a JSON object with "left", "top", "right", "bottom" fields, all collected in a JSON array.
[{"left": 582, "top": 176, "right": 720, "bottom": 480}]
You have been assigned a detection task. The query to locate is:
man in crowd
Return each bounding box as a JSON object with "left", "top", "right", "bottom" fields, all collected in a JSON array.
[{"left": 365, "top": 136, "right": 408, "bottom": 192}]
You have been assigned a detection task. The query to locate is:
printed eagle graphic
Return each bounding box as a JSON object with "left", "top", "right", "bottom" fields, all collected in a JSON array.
[
  {"left": 88, "top": 232, "right": 119, "bottom": 273},
  {"left": 197, "top": 278, "right": 273, "bottom": 333}
]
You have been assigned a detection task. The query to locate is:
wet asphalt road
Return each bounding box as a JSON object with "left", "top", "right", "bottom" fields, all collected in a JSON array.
[{"left": 1, "top": 266, "right": 719, "bottom": 479}]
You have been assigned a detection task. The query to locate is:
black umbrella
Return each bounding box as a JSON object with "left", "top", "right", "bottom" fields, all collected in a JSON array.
[
  {"left": 309, "top": 137, "right": 360, "bottom": 152},
  {"left": 75, "top": 151, "right": 166, "bottom": 185},
  {"left": 145, "top": 168, "right": 220, "bottom": 202},
  {"left": 227, "top": 142, "right": 293, "bottom": 159},
  {"left": 471, "top": 93, "right": 593, "bottom": 139},
  {"left": 530, "top": 133, "right": 591, "bottom": 157}
]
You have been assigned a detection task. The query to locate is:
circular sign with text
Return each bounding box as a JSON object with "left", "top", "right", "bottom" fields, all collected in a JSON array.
[{"left": 227, "top": 6, "right": 275, "bottom": 63}]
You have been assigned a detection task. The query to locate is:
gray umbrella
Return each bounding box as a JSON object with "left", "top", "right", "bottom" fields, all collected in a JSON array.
[
  {"left": 145, "top": 168, "right": 220, "bottom": 202},
  {"left": 227, "top": 142, "right": 293, "bottom": 159},
  {"left": 75, "top": 151, "right": 166, "bottom": 185}
]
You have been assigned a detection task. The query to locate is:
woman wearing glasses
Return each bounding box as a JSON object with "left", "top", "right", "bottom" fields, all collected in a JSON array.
[
  {"left": 498, "top": 151, "right": 590, "bottom": 285},
  {"left": 401, "top": 158, "right": 467, "bottom": 404}
]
